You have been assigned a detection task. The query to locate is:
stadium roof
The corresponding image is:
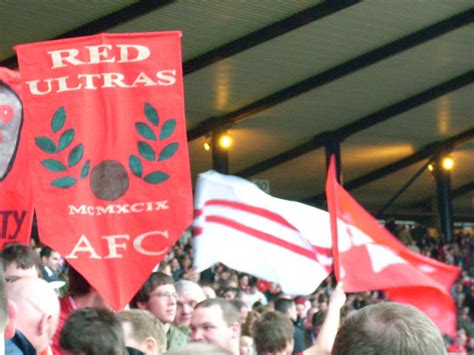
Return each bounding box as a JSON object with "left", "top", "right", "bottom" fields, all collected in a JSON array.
[{"left": 1, "top": 0, "right": 473, "bottom": 221}]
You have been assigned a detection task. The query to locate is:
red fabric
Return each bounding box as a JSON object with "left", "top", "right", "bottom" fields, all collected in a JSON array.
[
  {"left": 51, "top": 296, "right": 76, "bottom": 355},
  {"left": 15, "top": 32, "right": 193, "bottom": 310},
  {"left": 325, "top": 156, "right": 460, "bottom": 336},
  {"left": 0, "top": 67, "right": 33, "bottom": 248},
  {"left": 257, "top": 279, "right": 270, "bottom": 292},
  {"left": 447, "top": 344, "right": 467, "bottom": 354}
]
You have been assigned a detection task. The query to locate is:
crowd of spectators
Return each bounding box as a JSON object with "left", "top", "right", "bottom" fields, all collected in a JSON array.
[{"left": 0, "top": 220, "right": 472, "bottom": 354}]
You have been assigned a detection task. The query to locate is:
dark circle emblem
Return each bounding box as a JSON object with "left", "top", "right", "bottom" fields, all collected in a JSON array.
[{"left": 90, "top": 160, "right": 129, "bottom": 201}]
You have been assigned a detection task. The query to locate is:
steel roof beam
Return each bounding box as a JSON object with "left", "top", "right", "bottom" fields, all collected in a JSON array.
[
  {"left": 237, "top": 71, "right": 473, "bottom": 177},
  {"left": 187, "top": 9, "right": 473, "bottom": 141},
  {"left": 410, "top": 180, "right": 474, "bottom": 209},
  {"left": 183, "top": 0, "right": 360, "bottom": 75},
  {"left": 304, "top": 127, "right": 474, "bottom": 204},
  {"left": 0, "top": 0, "right": 175, "bottom": 68}
]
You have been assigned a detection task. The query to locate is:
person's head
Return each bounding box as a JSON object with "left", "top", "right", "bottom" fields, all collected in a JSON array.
[
  {"left": 311, "top": 309, "right": 327, "bottom": 337},
  {"left": 1, "top": 243, "right": 41, "bottom": 282},
  {"left": 174, "top": 280, "right": 206, "bottom": 327},
  {"left": 247, "top": 276, "right": 259, "bottom": 293},
  {"left": 231, "top": 299, "right": 249, "bottom": 324},
  {"left": 294, "top": 297, "right": 307, "bottom": 319},
  {"left": 130, "top": 272, "right": 177, "bottom": 324},
  {"left": 170, "top": 258, "right": 181, "bottom": 271},
  {"left": 60, "top": 308, "right": 127, "bottom": 355},
  {"left": 332, "top": 302, "right": 447, "bottom": 355},
  {"left": 116, "top": 309, "right": 165, "bottom": 355},
  {"left": 201, "top": 284, "right": 217, "bottom": 299},
  {"left": 252, "top": 311, "right": 294, "bottom": 355},
  {"left": 40, "top": 246, "right": 62, "bottom": 272},
  {"left": 239, "top": 274, "right": 249, "bottom": 289},
  {"left": 241, "top": 310, "right": 260, "bottom": 338},
  {"left": 190, "top": 298, "right": 241, "bottom": 355},
  {"left": 239, "top": 335, "right": 254, "bottom": 355},
  {"left": 274, "top": 297, "right": 297, "bottom": 322},
  {"left": 67, "top": 265, "right": 110, "bottom": 309},
  {"left": 223, "top": 287, "right": 239, "bottom": 301},
  {"left": 7, "top": 277, "right": 60, "bottom": 352}
]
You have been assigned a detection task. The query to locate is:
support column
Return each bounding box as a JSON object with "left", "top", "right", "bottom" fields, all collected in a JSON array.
[
  {"left": 325, "top": 135, "right": 341, "bottom": 183},
  {"left": 211, "top": 129, "right": 229, "bottom": 174},
  {"left": 434, "top": 156, "right": 454, "bottom": 242}
]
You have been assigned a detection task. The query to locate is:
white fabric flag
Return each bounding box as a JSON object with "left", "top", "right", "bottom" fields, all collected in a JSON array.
[{"left": 193, "top": 170, "right": 332, "bottom": 295}]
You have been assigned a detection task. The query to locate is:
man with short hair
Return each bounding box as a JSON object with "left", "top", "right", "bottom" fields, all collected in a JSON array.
[
  {"left": 231, "top": 299, "right": 249, "bottom": 324},
  {"left": 131, "top": 272, "right": 188, "bottom": 350},
  {"left": 0, "top": 243, "right": 41, "bottom": 282},
  {"left": 0, "top": 264, "right": 17, "bottom": 355},
  {"left": 331, "top": 302, "right": 447, "bottom": 355},
  {"left": 39, "top": 246, "right": 62, "bottom": 282},
  {"left": 253, "top": 311, "right": 295, "bottom": 355},
  {"left": 190, "top": 297, "right": 241, "bottom": 355},
  {"left": 274, "top": 297, "right": 306, "bottom": 353},
  {"left": 6, "top": 277, "right": 60, "bottom": 353},
  {"left": 117, "top": 309, "right": 166, "bottom": 355},
  {"left": 253, "top": 283, "right": 346, "bottom": 355},
  {"left": 60, "top": 308, "right": 127, "bottom": 355},
  {"left": 174, "top": 280, "right": 206, "bottom": 330},
  {"left": 51, "top": 265, "right": 110, "bottom": 354}
]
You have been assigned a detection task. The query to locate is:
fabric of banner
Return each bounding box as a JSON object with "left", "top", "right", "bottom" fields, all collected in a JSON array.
[
  {"left": 0, "top": 67, "right": 33, "bottom": 248},
  {"left": 193, "top": 170, "right": 332, "bottom": 295},
  {"left": 325, "top": 156, "right": 460, "bottom": 336},
  {"left": 15, "top": 32, "right": 193, "bottom": 309}
]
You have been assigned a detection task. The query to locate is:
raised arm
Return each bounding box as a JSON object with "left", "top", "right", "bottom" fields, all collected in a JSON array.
[{"left": 304, "top": 282, "right": 346, "bottom": 355}]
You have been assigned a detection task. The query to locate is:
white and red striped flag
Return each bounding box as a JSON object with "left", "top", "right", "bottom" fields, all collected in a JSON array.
[{"left": 193, "top": 170, "right": 332, "bottom": 295}]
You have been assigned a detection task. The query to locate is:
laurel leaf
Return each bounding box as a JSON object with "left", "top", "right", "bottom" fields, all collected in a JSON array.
[
  {"left": 129, "top": 155, "right": 143, "bottom": 178},
  {"left": 51, "top": 176, "right": 77, "bottom": 188},
  {"left": 158, "top": 142, "right": 178, "bottom": 161},
  {"left": 138, "top": 141, "right": 156, "bottom": 161},
  {"left": 41, "top": 159, "right": 67, "bottom": 172},
  {"left": 58, "top": 128, "right": 75, "bottom": 152},
  {"left": 135, "top": 122, "right": 157, "bottom": 141},
  {"left": 35, "top": 137, "right": 57, "bottom": 153},
  {"left": 143, "top": 171, "right": 169, "bottom": 184},
  {"left": 144, "top": 102, "right": 158, "bottom": 126},
  {"left": 80, "top": 160, "right": 90, "bottom": 179},
  {"left": 51, "top": 106, "right": 66, "bottom": 133},
  {"left": 160, "top": 119, "right": 176, "bottom": 140},
  {"left": 68, "top": 144, "right": 83, "bottom": 167}
]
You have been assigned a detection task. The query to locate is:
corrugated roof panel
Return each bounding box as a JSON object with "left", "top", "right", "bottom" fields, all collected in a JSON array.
[
  {"left": 183, "top": 1, "right": 472, "bottom": 125},
  {"left": 109, "top": 0, "right": 319, "bottom": 59},
  {"left": 226, "top": 27, "right": 472, "bottom": 147},
  {"left": 0, "top": 0, "right": 135, "bottom": 59}
]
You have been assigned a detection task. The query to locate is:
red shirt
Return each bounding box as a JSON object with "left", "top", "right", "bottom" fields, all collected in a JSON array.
[{"left": 51, "top": 296, "right": 77, "bottom": 355}]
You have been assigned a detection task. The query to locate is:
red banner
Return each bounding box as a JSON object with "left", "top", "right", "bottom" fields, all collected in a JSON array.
[
  {"left": 15, "top": 32, "right": 193, "bottom": 309},
  {"left": 0, "top": 67, "right": 33, "bottom": 248}
]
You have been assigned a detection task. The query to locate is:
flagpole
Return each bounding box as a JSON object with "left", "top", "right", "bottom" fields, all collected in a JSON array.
[{"left": 326, "top": 155, "right": 341, "bottom": 282}]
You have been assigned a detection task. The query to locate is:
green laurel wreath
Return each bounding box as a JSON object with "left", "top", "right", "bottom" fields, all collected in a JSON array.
[
  {"left": 129, "top": 102, "right": 178, "bottom": 184},
  {"left": 35, "top": 106, "right": 89, "bottom": 188}
]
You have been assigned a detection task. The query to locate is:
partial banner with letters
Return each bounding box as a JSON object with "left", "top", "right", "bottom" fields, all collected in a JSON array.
[
  {"left": 15, "top": 32, "right": 193, "bottom": 309},
  {"left": 0, "top": 67, "right": 33, "bottom": 248}
]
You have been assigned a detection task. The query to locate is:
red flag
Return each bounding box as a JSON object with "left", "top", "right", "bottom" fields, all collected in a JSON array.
[
  {"left": 325, "top": 156, "right": 460, "bottom": 336},
  {"left": 15, "top": 32, "right": 193, "bottom": 309},
  {"left": 0, "top": 67, "right": 33, "bottom": 248}
]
